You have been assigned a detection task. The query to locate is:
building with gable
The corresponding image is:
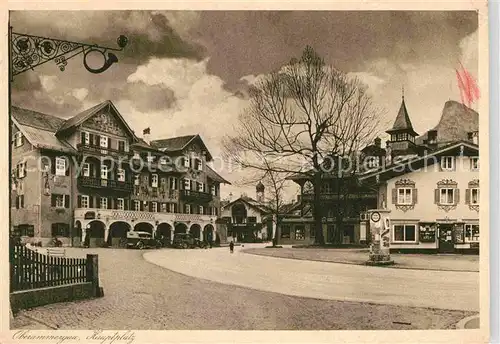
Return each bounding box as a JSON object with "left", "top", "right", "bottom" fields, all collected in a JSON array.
[
  {"left": 359, "top": 98, "right": 480, "bottom": 253},
  {"left": 278, "top": 95, "right": 480, "bottom": 252},
  {"left": 10, "top": 100, "right": 231, "bottom": 247},
  {"left": 221, "top": 182, "right": 274, "bottom": 242}
]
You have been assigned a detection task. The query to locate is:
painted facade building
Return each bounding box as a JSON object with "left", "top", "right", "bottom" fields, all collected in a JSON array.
[
  {"left": 10, "top": 100, "right": 231, "bottom": 247},
  {"left": 359, "top": 99, "right": 480, "bottom": 253},
  {"left": 221, "top": 183, "right": 273, "bottom": 242}
]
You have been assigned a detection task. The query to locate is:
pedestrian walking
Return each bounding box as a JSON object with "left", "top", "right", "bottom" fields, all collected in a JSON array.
[{"left": 229, "top": 241, "right": 234, "bottom": 254}]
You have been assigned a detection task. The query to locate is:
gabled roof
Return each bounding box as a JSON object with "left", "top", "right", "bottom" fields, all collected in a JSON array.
[
  {"left": 222, "top": 196, "right": 272, "bottom": 214},
  {"left": 205, "top": 164, "right": 231, "bottom": 184},
  {"left": 386, "top": 97, "right": 418, "bottom": 136},
  {"left": 11, "top": 108, "right": 76, "bottom": 154},
  {"left": 359, "top": 140, "right": 479, "bottom": 184},
  {"left": 150, "top": 134, "right": 213, "bottom": 161},
  {"left": 56, "top": 100, "right": 138, "bottom": 139},
  {"left": 12, "top": 106, "right": 66, "bottom": 131}
]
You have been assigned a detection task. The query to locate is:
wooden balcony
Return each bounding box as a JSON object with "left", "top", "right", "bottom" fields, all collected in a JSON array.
[
  {"left": 180, "top": 190, "right": 213, "bottom": 202},
  {"left": 78, "top": 176, "right": 134, "bottom": 193},
  {"left": 77, "top": 143, "right": 133, "bottom": 159},
  {"left": 301, "top": 192, "right": 377, "bottom": 201}
]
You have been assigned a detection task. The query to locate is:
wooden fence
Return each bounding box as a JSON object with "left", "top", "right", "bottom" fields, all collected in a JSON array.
[{"left": 10, "top": 245, "right": 88, "bottom": 292}]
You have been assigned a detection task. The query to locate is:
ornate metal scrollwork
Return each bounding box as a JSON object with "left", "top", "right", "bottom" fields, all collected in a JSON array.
[{"left": 10, "top": 29, "right": 128, "bottom": 79}]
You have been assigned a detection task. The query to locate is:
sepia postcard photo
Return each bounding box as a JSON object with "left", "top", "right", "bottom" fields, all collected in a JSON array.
[{"left": 0, "top": 1, "right": 490, "bottom": 343}]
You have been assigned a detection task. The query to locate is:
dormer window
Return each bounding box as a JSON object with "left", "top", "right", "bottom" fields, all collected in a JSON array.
[
  {"left": 14, "top": 132, "right": 23, "bottom": 147},
  {"left": 367, "top": 156, "right": 379, "bottom": 169}
]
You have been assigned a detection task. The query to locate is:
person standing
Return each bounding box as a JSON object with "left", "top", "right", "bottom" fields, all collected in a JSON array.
[{"left": 229, "top": 241, "right": 234, "bottom": 253}]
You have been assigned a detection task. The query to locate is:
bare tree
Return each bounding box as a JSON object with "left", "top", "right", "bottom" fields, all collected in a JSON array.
[{"left": 223, "top": 46, "right": 382, "bottom": 244}]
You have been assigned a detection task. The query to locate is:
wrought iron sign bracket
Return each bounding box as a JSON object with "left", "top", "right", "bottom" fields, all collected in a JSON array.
[{"left": 9, "top": 27, "right": 128, "bottom": 80}]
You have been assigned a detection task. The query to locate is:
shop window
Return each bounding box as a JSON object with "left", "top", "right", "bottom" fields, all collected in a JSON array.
[
  {"left": 281, "top": 225, "right": 291, "bottom": 238},
  {"left": 295, "top": 225, "right": 305, "bottom": 240},
  {"left": 51, "top": 223, "right": 70, "bottom": 237},
  {"left": 465, "top": 224, "right": 480, "bottom": 242},
  {"left": 393, "top": 224, "right": 417, "bottom": 242}
]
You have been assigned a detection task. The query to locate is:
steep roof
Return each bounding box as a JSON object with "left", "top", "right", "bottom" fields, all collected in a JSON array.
[
  {"left": 11, "top": 106, "right": 66, "bottom": 131},
  {"left": 359, "top": 140, "right": 479, "bottom": 184},
  {"left": 416, "top": 100, "right": 479, "bottom": 145},
  {"left": 56, "top": 100, "right": 137, "bottom": 139},
  {"left": 205, "top": 164, "right": 231, "bottom": 184},
  {"left": 386, "top": 97, "right": 418, "bottom": 136},
  {"left": 151, "top": 135, "right": 197, "bottom": 151},
  {"left": 222, "top": 196, "right": 272, "bottom": 214},
  {"left": 151, "top": 134, "right": 213, "bottom": 161},
  {"left": 11, "top": 107, "right": 76, "bottom": 154}
]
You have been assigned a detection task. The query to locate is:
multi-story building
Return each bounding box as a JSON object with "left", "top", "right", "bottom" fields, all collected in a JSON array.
[
  {"left": 278, "top": 96, "right": 479, "bottom": 251},
  {"left": 10, "top": 100, "right": 231, "bottom": 247},
  {"left": 221, "top": 182, "right": 273, "bottom": 242},
  {"left": 359, "top": 99, "right": 480, "bottom": 253}
]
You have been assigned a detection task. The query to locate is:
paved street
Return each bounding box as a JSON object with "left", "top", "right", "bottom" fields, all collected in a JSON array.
[
  {"left": 144, "top": 244, "right": 479, "bottom": 311},
  {"left": 12, "top": 246, "right": 475, "bottom": 330}
]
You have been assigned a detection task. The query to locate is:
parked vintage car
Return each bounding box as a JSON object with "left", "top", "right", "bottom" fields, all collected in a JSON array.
[
  {"left": 172, "top": 233, "right": 208, "bottom": 249},
  {"left": 126, "top": 231, "right": 159, "bottom": 249}
]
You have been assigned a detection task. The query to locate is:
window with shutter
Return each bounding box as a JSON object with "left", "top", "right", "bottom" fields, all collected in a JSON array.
[
  {"left": 391, "top": 189, "right": 398, "bottom": 204},
  {"left": 412, "top": 189, "right": 418, "bottom": 204},
  {"left": 151, "top": 174, "right": 158, "bottom": 188},
  {"left": 51, "top": 194, "right": 56, "bottom": 207},
  {"left": 64, "top": 195, "right": 70, "bottom": 208},
  {"left": 470, "top": 188, "right": 479, "bottom": 204},
  {"left": 89, "top": 196, "right": 94, "bottom": 208},
  {"left": 117, "top": 198, "right": 124, "bottom": 210},
  {"left": 77, "top": 195, "right": 82, "bottom": 208},
  {"left": 434, "top": 189, "right": 440, "bottom": 204},
  {"left": 100, "top": 135, "right": 108, "bottom": 148},
  {"left": 134, "top": 200, "right": 141, "bottom": 211},
  {"left": 100, "top": 197, "right": 108, "bottom": 209},
  {"left": 20, "top": 195, "right": 25, "bottom": 208},
  {"left": 55, "top": 157, "right": 66, "bottom": 176}
]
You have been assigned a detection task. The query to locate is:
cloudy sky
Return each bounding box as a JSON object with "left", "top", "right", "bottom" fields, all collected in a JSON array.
[{"left": 10, "top": 11, "right": 478, "bottom": 201}]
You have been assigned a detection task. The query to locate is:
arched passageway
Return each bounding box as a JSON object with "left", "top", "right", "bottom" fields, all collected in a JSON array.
[
  {"left": 134, "top": 222, "right": 154, "bottom": 235},
  {"left": 203, "top": 224, "right": 214, "bottom": 243},
  {"left": 87, "top": 220, "right": 106, "bottom": 247},
  {"left": 174, "top": 223, "right": 188, "bottom": 234},
  {"left": 156, "top": 223, "right": 172, "bottom": 245},
  {"left": 190, "top": 224, "right": 201, "bottom": 241},
  {"left": 109, "top": 221, "right": 131, "bottom": 247}
]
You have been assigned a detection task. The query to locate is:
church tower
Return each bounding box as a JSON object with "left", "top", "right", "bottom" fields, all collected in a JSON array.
[
  {"left": 256, "top": 181, "right": 265, "bottom": 203},
  {"left": 385, "top": 89, "right": 420, "bottom": 161}
]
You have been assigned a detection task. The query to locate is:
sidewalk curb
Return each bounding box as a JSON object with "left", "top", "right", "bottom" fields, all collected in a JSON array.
[
  {"left": 455, "top": 315, "right": 479, "bottom": 329},
  {"left": 243, "top": 250, "right": 479, "bottom": 273}
]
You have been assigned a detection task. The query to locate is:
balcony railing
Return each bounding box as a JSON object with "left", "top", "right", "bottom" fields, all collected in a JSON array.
[
  {"left": 301, "top": 192, "right": 376, "bottom": 201},
  {"left": 77, "top": 143, "right": 133, "bottom": 158},
  {"left": 180, "top": 190, "right": 213, "bottom": 202},
  {"left": 74, "top": 207, "right": 217, "bottom": 224},
  {"left": 78, "top": 176, "right": 134, "bottom": 192}
]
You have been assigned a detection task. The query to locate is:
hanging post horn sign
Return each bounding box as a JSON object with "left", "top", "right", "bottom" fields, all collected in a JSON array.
[{"left": 9, "top": 29, "right": 128, "bottom": 80}]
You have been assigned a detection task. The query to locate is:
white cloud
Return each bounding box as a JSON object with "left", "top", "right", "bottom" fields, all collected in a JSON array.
[
  {"left": 40, "top": 75, "right": 58, "bottom": 92},
  {"left": 72, "top": 88, "right": 89, "bottom": 101},
  {"left": 459, "top": 29, "right": 478, "bottom": 77}
]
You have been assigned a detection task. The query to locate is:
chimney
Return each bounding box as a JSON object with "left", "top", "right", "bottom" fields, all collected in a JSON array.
[
  {"left": 143, "top": 127, "right": 151, "bottom": 144},
  {"left": 374, "top": 137, "right": 381, "bottom": 148}
]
